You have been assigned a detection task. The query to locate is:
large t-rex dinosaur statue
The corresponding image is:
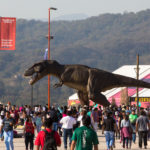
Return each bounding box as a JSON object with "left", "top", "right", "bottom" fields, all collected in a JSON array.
[{"left": 24, "top": 60, "right": 150, "bottom": 106}]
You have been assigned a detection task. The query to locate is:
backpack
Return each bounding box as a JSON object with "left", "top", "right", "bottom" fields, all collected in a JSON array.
[{"left": 43, "top": 130, "right": 57, "bottom": 150}]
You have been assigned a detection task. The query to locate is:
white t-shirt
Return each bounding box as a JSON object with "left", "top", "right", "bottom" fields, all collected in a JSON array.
[
  {"left": 0, "top": 118, "right": 3, "bottom": 127},
  {"left": 60, "top": 116, "right": 76, "bottom": 129}
]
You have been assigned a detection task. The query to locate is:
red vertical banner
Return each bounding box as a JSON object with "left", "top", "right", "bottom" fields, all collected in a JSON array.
[{"left": 0, "top": 17, "right": 16, "bottom": 50}]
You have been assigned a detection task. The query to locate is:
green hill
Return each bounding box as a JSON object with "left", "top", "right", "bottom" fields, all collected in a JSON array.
[{"left": 1, "top": 9, "right": 150, "bottom": 106}]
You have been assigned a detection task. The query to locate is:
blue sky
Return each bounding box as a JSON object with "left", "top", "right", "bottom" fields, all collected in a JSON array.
[{"left": 0, "top": 0, "right": 150, "bottom": 19}]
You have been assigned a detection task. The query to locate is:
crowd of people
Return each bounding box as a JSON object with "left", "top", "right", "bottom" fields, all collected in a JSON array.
[{"left": 0, "top": 102, "right": 150, "bottom": 150}]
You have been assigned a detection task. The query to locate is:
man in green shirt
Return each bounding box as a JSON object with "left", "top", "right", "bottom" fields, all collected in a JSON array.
[
  {"left": 129, "top": 110, "right": 138, "bottom": 143},
  {"left": 71, "top": 115, "right": 99, "bottom": 150},
  {"left": 129, "top": 110, "right": 138, "bottom": 124}
]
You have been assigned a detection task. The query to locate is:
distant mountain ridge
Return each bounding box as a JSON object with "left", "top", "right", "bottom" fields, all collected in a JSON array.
[
  {"left": 35, "top": 13, "right": 88, "bottom": 22},
  {"left": 54, "top": 13, "right": 89, "bottom": 21},
  {"left": 1, "top": 9, "right": 150, "bottom": 105}
]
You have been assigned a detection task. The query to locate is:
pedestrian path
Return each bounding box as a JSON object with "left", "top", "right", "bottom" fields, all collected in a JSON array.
[{"left": 0, "top": 130, "right": 150, "bottom": 150}]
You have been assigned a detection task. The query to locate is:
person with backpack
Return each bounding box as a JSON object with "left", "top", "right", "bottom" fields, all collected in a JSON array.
[
  {"left": 34, "top": 118, "right": 61, "bottom": 150},
  {"left": 24, "top": 116, "right": 35, "bottom": 150}
]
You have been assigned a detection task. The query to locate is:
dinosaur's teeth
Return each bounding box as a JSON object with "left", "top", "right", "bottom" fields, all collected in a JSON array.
[{"left": 29, "top": 79, "right": 33, "bottom": 84}]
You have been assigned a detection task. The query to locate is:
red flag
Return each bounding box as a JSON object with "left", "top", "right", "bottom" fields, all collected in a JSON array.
[{"left": 0, "top": 17, "right": 16, "bottom": 50}]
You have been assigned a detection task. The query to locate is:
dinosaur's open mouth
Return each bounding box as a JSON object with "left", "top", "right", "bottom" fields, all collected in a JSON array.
[{"left": 28, "top": 73, "right": 39, "bottom": 85}]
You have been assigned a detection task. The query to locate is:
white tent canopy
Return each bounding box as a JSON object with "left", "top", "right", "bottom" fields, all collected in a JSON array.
[{"left": 68, "top": 93, "right": 78, "bottom": 100}]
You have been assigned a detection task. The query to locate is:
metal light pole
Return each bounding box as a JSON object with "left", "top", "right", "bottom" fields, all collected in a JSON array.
[{"left": 48, "top": 7, "right": 57, "bottom": 110}]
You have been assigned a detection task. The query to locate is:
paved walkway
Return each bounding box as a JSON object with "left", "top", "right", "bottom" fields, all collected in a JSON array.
[{"left": 0, "top": 130, "right": 150, "bottom": 150}]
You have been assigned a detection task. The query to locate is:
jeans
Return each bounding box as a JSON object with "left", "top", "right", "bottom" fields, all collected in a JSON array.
[
  {"left": 52, "top": 122, "right": 58, "bottom": 131},
  {"left": 0, "top": 128, "right": 4, "bottom": 138},
  {"left": 131, "top": 124, "right": 136, "bottom": 143},
  {"left": 93, "top": 122, "right": 98, "bottom": 131},
  {"left": 4, "top": 130, "right": 14, "bottom": 150},
  {"left": 36, "top": 125, "right": 41, "bottom": 133},
  {"left": 123, "top": 137, "right": 129, "bottom": 148},
  {"left": 104, "top": 131, "right": 114, "bottom": 150},
  {"left": 138, "top": 131, "right": 147, "bottom": 148},
  {"left": 132, "top": 133, "right": 136, "bottom": 143},
  {"left": 63, "top": 128, "right": 73, "bottom": 149}
]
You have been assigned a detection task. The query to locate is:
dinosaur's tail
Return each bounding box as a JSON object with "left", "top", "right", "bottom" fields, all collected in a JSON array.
[{"left": 115, "top": 74, "right": 150, "bottom": 89}]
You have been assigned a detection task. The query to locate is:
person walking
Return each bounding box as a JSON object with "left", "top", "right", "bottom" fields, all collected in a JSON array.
[
  {"left": 120, "top": 114, "right": 132, "bottom": 149},
  {"left": 136, "top": 110, "right": 150, "bottom": 149},
  {"left": 24, "top": 116, "right": 35, "bottom": 150},
  {"left": 60, "top": 110, "right": 76, "bottom": 150},
  {"left": 129, "top": 109, "right": 138, "bottom": 143},
  {"left": 35, "top": 113, "right": 42, "bottom": 133},
  {"left": 0, "top": 111, "right": 15, "bottom": 150},
  {"left": 0, "top": 111, "right": 5, "bottom": 140},
  {"left": 91, "top": 107, "right": 99, "bottom": 131},
  {"left": 71, "top": 115, "right": 99, "bottom": 150},
  {"left": 35, "top": 118, "right": 61, "bottom": 150},
  {"left": 77, "top": 108, "right": 87, "bottom": 127},
  {"left": 102, "top": 111, "right": 118, "bottom": 150},
  {"left": 49, "top": 107, "right": 59, "bottom": 131}
]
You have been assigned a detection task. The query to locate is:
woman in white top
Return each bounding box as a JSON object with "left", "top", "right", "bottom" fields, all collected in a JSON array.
[
  {"left": 0, "top": 111, "right": 5, "bottom": 139},
  {"left": 77, "top": 109, "right": 87, "bottom": 127}
]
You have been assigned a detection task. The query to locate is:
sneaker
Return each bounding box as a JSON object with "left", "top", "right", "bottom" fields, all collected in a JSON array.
[
  {"left": 129, "top": 146, "right": 131, "bottom": 149},
  {"left": 1, "top": 136, "right": 4, "bottom": 141},
  {"left": 110, "top": 146, "right": 113, "bottom": 150},
  {"left": 144, "top": 146, "right": 147, "bottom": 149}
]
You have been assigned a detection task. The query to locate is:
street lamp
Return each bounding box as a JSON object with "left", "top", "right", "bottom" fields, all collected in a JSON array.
[{"left": 47, "top": 7, "right": 57, "bottom": 110}]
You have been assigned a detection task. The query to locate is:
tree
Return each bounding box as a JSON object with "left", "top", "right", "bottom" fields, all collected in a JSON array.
[
  {"left": 120, "top": 88, "right": 129, "bottom": 105},
  {"left": 111, "top": 97, "right": 117, "bottom": 107}
]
